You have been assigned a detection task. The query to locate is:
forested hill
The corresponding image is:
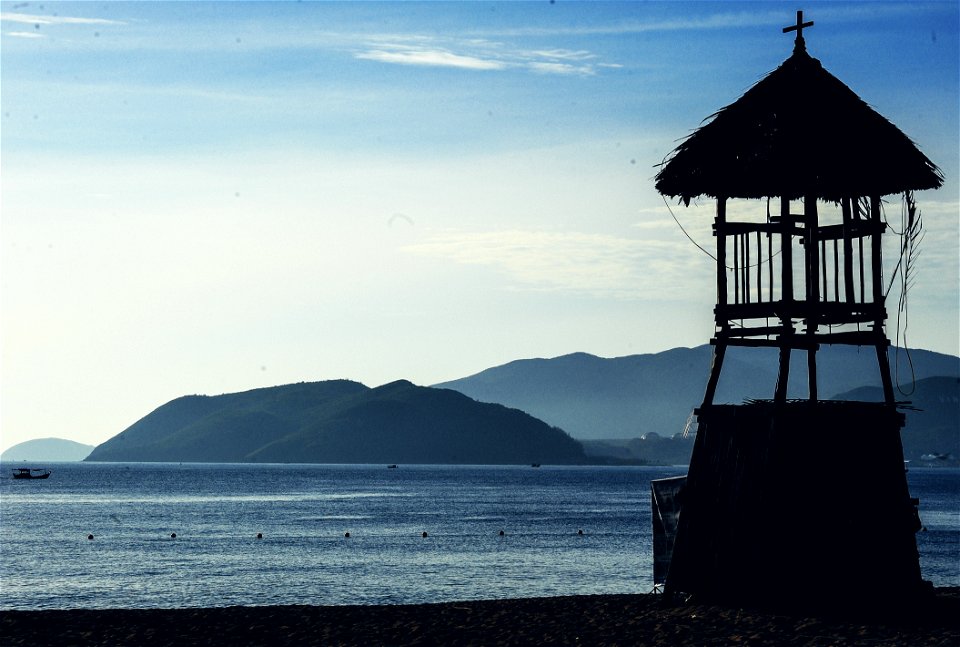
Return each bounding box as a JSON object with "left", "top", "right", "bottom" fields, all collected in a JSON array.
[{"left": 84, "top": 380, "right": 586, "bottom": 465}]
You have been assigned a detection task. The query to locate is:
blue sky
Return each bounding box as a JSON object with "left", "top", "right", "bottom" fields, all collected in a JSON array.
[{"left": 2, "top": 1, "right": 958, "bottom": 449}]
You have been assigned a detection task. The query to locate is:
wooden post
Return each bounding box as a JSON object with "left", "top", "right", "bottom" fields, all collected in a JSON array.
[
  {"left": 832, "top": 240, "right": 839, "bottom": 303},
  {"left": 743, "top": 233, "right": 750, "bottom": 304},
  {"left": 731, "top": 234, "right": 740, "bottom": 303},
  {"left": 757, "top": 231, "right": 763, "bottom": 304},
  {"left": 702, "top": 344, "right": 726, "bottom": 409},
  {"left": 775, "top": 196, "right": 793, "bottom": 403},
  {"left": 704, "top": 197, "right": 729, "bottom": 408},
  {"left": 805, "top": 195, "right": 819, "bottom": 402},
  {"left": 870, "top": 195, "right": 895, "bottom": 404},
  {"left": 768, "top": 232, "right": 774, "bottom": 302},
  {"left": 821, "top": 239, "right": 827, "bottom": 302},
  {"left": 842, "top": 197, "right": 856, "bottom": 303},
  {"left": 717, "top": 197, "right": 727, "bottom": 308}
]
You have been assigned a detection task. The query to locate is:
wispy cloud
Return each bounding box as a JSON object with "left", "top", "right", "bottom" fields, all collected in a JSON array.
[
  {"left": 404, "top": 229, "right": 707, "bottom": 300},
  {"left": 356, "top": 48, "right": 506, "bottom": 71},
  {"left": 527, "top": 62, "right": 595, "bottom": 76},
  {"left": 0, "top": 12, "right": 125, "bottom": 26},
  {"left": 4, "top": 30, "right": 43, "bottom": 39},
  {"left": 354, "top": 37, "right": 605, "bottom": 75}
]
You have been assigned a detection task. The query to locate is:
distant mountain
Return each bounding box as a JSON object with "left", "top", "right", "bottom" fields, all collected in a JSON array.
[
  {"left": 434, "top": 345, "right": 959, "bottom": 440},
  {"left": 85, "top": 380, "right": 586, "bottom": 465},
  {"left": 832, "top": 376, "right": 960, "bottom": 463},
  {"left": 1, "top": 437, "right": 95, "bottom": 462}
]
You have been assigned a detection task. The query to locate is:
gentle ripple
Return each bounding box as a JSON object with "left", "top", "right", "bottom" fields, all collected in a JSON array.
[{"left": 0, "top": 463, "right": 956, "bottom": 610}]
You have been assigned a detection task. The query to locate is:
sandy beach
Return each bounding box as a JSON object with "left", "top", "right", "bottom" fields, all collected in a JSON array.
[{"left": 3, "top": 588, "right": 958, "bottom": 646}]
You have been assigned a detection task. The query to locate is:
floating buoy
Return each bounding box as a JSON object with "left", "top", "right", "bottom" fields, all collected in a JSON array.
[
  {"left": 170, "top": 533, "right": 177, "bottom": 539},
  {"left": 577, "top": 529, "right": 584, "bottom": 536},
  {"left": 499, "top": 530, "right": 505, "bottom": 536},
  {"left": 87, "top": 534, "right": 94, "bottom": 540},
  {"left": 256, "top": 533, "right": 263, "bottom": 539},
  {"left": 344, "top": 532, "right": 351, "bottom": 538},
  {"left": 422, "top": 531, "right": 428, "bottom": 538}
]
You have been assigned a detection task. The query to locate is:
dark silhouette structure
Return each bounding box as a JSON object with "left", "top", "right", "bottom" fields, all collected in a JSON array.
[{"left": 654, "top": 12, "right": 942, "bottom": 609}]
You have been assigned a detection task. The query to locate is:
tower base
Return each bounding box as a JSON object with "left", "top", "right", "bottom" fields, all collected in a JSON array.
[{"left": 665, "top": 401, "right": 925, "bottom": 612}]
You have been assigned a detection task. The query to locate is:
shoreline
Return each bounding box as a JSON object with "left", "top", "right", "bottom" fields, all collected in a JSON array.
[{"left": 3, "top": 589, "right": 958, "bottom": 646}]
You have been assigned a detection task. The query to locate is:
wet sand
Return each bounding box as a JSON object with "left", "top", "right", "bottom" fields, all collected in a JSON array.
[{"left": 3, "top": 588, "right": 958, "bottom": 646}]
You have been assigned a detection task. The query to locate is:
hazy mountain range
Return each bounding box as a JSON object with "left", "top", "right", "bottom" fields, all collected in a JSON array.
[{"left": 434, "top": 344, "right": 958, "bottom": 441}]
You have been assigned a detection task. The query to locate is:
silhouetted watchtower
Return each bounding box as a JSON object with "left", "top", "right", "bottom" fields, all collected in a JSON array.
[{"left": 654, "top": 12, "right": 942, "bottom": 609}]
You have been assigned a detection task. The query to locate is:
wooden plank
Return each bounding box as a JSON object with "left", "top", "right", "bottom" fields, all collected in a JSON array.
[
  {"left": 717, "top": 325, "right": 789, "bottom": 338},
  {"left": 813, "top": 331, "right": 889, "bottom": 345},
  {"left": 714, "top": 221, "right": 781, "bottom": 235},
  {"left": 818, "top": 221, "right": 884, "bottom": 241},
  {"left": 717, "top": 300, "right": 884, "bottom": 323},
  {"left": 716, "top": 302, "right": 782, "bottom": 320}
]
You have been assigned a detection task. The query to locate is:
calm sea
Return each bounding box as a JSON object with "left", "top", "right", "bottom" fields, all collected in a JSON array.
[{"left": 1, "top": 463, "right": 956, "bottom": 610}]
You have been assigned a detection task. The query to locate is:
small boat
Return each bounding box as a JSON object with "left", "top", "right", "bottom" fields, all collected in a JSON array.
[
  {"left": 387, "top": 464, "right": 398, "bottom": 469},
  {"left": 11, "top": 468, "right": 51, "bottom": 480},
  {"left": 531, "top": 463, "right": 541, "bottom": 468}
]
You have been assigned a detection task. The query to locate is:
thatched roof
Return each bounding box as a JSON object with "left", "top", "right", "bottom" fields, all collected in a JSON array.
[{"left": 654, "top": 48, "right": 943, "bottom": 204}]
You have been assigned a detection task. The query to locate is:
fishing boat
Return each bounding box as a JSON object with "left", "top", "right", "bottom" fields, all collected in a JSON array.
[{"left": 11, "top": 468, "right": 51, "bottom": 480}]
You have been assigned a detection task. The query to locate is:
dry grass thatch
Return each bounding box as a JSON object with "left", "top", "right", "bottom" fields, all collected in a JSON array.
[{"left": 654, "top": 48, "right": 943, "bottom": 204}]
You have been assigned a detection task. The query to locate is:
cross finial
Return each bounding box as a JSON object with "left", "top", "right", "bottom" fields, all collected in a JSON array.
[{"left": 782, "top": 10, "right": 814, "bottom": 53}]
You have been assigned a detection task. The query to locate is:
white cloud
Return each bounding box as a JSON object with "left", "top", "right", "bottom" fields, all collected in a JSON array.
[
  {"left": 353, "top": 35, "right": 608, "bottom": 76},
  {"left": 4, "top": 30, "right": 43, "bottom": 38},
  {"left": 0, "top": 12, "right": 125, "bottom": 26},
  {"left": 355, "top": 48, "right": 506, "bottom": 71}
]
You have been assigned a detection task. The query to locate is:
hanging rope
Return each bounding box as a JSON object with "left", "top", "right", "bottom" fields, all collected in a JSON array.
[
  {"left": 890, "top": 191, "right": 922, "bottom": 396},
  {"left": 663, "top": 195, "right": 717, "bottom": 261},
  {"left": 663, "top": 195, "right": 782, "bottom": 270}
]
